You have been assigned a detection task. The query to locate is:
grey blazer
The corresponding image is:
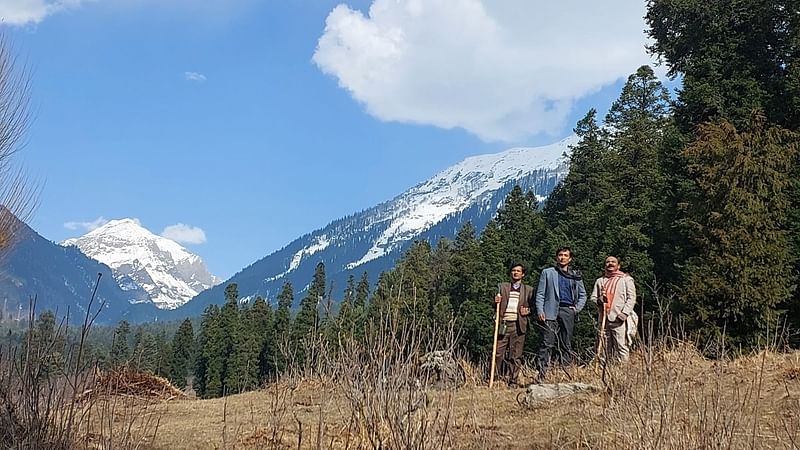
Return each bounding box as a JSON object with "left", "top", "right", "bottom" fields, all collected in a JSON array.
[{"left": 535, "top": 267, "right": 587, "bottom": 320}]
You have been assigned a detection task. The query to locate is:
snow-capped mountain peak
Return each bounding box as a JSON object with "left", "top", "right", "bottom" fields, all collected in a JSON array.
[
  {"left": 63, "top": 218, "right": 220, "bottom": 310},
  {"left": 344, "top": 135, "right": 576, "bottom": 268}
]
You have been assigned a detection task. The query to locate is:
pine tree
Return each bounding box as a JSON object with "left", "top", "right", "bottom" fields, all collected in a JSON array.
[
  {"left": 227, "top": 300, "right": 261, "bottom": 394},
  {"left": 647, "top": 1, "right": 800, "bottom": 342},
  {"left": 477, "top": 220, "right": 507, "bottom": 290},
  {"left": 682, "top": 115, "right": 797, "bottom": 345},
  {"left": 195, "top": 304, "right": 224, "bottom": 398},
  {"left": 494, "top": 185, "right": 546, "bottom": 273},
  {"left": 646, "top": 0, "right": 798, "bottom": 130},
  {"left": 543, "top": 109, "right": 615, "bottom": 273},
  {"left": 219, "top": 283, "right": 241, "bottom": 395},
  {"left": 131, "top": 329, "right": 159, "bottom": 373},
  {"left": 450, "top": 222, "right": 482, "bottom": 310},
  {"left": 354, "top": 272, "right": 370, "bottom": 311},
  {"left": 249, "top": 296, "right": 273, "bottom": 384},
  {"left": 603, "top": 65, "right": 672, "bottom": 285},
  {"left": 429, "top": 238, "right": 454, "bottom": 328},
  {"left": 110, "top": 320, "right": 131, "bottom": 368},
  {"left": 169, "top": 318, "right": 195, "bottom": 389},
  {"left": 154, "top": 329, "right": 171, "bottom": 378},
  {"left": 292, "top": 263, "right": 325, "bottom": 367},
  {"left": 449, "top": 222, "right": 491, "bottom": 361},
  {"left": 335, "top": 275, "right": 356, "bottom": 339},
  {"left": 25, "top": 310, "right": 64, "bottom": 379},
  {"left": 390, "top": 240, "right": 434, "bottom": 329},
  {"left": 366, "top": 271, "right": 396, "bottom": 323},
  {"left": 680, "top": 115, "right": 797, "bottom": 347},
  {"left": 271, "top": 281, "right": 294, "bottom": 376},
  {"left": 348, "top": 272, "right": 370, "bottom": 339}
]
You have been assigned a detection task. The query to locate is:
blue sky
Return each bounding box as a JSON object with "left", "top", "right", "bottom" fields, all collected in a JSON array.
[{"left": 3, "top": 0, "right": 663, "bottom": 279}]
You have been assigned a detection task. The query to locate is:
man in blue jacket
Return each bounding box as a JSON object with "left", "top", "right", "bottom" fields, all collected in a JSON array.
[{"left": 534, "top": 246, "right": 587, "bottom": 380}]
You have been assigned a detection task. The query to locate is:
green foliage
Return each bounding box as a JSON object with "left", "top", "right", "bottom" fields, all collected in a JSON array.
[
  {"left": 24, "top": 310, "right": 65, "bottom": 379},
  {"left": 354, "top": 272, "right": 370, "bottom": 311},
  {"left": 271, "top": 281, "right": 293, "bottom": 375},
  {"left": 227, "top": 299, "right": 263, "bottom": 394},
  {"left": 334, "top": 275, "right": 357, "bottom": 339},
  {"left": 393, "top": 240, "right": 434, "bottom": 328},
  {"left": 544, "top": 108, "right": 614, "bottom": 273},
  {"left": 449, "top": 222, "right": 483, "bottom": 311},
  {"left": 292, "top": 263, "right": 325, "bottom": 367},
  {"left": 545, "top": 67, "right": 672, "bottom": 283},
  {"left": 168, "top": 319, "right": 194, "bottom": 389},
  {"left": 647, "top": 0, "right": 800, "bottom": 347},
  {"left": 250, "top": 297, "right": 274, "bottom": 382},
  {"left": 109, "top": 320, "right": 130, "bottom": 368},
  {"left": 343, "top": 272, "right": 370, "bottom": 340},
  {"left": 131, "top": 329, "right": 159, "bottom": 373},
  {"left": 679, "top": 115, "right": 797, "bottom": 347},
  {"left": 219, "top": 284, "right": 241, "bottom": 394},
  {"left": 494, "top": 185, "right": 547, "bottom": 273},
  {"left": 194, "top": 304, "right": 222, "bottom": 398},
  {"left": 646, "top": 0, "right": 800, "bottom": 130}
]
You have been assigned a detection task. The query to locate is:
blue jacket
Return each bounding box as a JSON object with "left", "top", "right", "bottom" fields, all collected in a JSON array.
[{"left": 535, "top": 266, "right": 587, "bottom": 320}]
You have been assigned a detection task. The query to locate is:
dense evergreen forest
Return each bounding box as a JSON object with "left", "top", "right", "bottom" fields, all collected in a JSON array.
[{"left": 7, "top": 0, "right": 800, "bottom": 399}]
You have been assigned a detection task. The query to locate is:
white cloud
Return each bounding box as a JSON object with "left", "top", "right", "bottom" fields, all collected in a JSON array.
[
  {"left": 0, "top": 0, "right": 88, "bottom": 25},
  {"left": 313, "top": 0, "right": 655, "bottom": 142},
  {"left": 184, "top": 71, "right": 207, "bottom": 82},
  {"left": 160, "top": 223, "right": 207, "bottom": 245},
  {"left": 64, "top": 216, "right": 108, "bottom": 232}
]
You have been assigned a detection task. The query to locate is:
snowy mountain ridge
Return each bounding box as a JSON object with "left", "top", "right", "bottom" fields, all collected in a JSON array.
[
  {"left": 63, "top": 219, "right": 221, "bottom": 310},
  {"left": 342, "top": 134, "right": 575, "bottom": 270},
  {"left": 179, "top": 135, "right": 576, "bottom": 316}
]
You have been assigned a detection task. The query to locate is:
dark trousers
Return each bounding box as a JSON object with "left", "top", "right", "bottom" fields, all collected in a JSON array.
[
  {"left": 536, "top": 306, "right": 576, "bottom": 376},
  {"left": 495, "top": 320, "right": 525, "bottom": 383}
]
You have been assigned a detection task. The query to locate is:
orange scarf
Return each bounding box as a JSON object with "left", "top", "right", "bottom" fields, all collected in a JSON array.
[{"left": 602, "top": 270, "right": 626, "bottom": 312}]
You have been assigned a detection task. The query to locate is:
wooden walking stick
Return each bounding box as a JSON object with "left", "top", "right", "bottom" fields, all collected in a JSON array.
[
  {"left": 594, "top": 308, "right": 607, "bottom": 371},
  {"left": 489, "top": 284, "right": 502, "bottom": 388},
  {"left": 594, "top": 284, "right": 608, "bottom": 372}
]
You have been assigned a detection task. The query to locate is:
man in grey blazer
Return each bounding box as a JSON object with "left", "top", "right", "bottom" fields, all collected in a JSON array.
[
  {"left": 534, "top": 247, "right": 587, "bottom": 380},
  {"left": 493, "top": 262, "right": 534, "bottom": 387}
]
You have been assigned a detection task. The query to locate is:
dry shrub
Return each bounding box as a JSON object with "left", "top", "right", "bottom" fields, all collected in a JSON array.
[
  {"left": 0, "top": 293, "right": 163, "bottom": 450},
  {"left": 559, "top": 334, "right": 800, "bottom": 449},
  {"left": 325, "top": 313, "right": 463, "bottom": 450},
  {"left": 783, "top": 367, "right": 800, "bottom": 381},
  {"left": 84, "top": 368, "right": 185, "bottom": 401}
]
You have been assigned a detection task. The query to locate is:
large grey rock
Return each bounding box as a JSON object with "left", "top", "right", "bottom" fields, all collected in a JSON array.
[
  {"left": 418, "top": 350, "right": 465, "bottom": 388},
  {"left": 519, "top": 383, "right": 599, "bottom": 406}
]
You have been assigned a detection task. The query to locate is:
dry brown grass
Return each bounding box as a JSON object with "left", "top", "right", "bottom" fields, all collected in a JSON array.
[{"left": 98, "top": 345, "right": 800, "bottom": 449}]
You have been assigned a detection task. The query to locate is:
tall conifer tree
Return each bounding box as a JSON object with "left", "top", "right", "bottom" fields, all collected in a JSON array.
[
  {"left": 292, "top": 263, "right": 325, "bottom": 368},
  {"left": 169, "top": 318, "right": 194, "bottom": 389},
  {"left": 219, "top": 283, "right": 241, "bottom": 394},
  {"left": 110, "top": 320, "right": 131, "bottom": 368},
  {"left": 680, "top": 115, "right": 797, "bottom": 346},
  {"left": 604, "top": 65, "right": 672, "bottom": 284},
  {"left": 271, "top": 282, "right": 294, "bottom": 376}
]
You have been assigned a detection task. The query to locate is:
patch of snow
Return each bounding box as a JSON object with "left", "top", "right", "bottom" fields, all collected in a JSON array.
[{"left": 265, "top": 235, "right": 330, "bottom": 282}]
